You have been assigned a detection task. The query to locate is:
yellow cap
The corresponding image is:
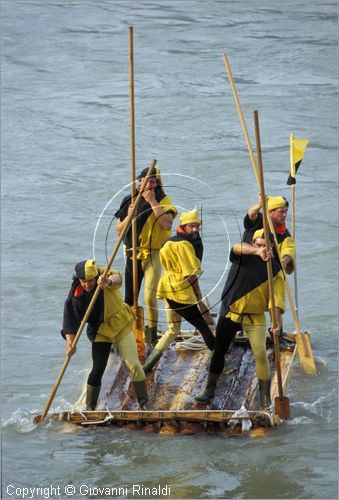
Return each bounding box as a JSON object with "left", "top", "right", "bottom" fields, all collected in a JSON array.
[
  {"left": 267, "top": 196, "right": 288, "bottom": 211},
  {"left": 252, "top": 229, "right": 264, "bottom": 241},
  {"left": 180, "top": 208, "right": 202, "bottom": 225},
  {"left": 252, "top": 229, "right": 274, "bottom": 244},
  {"left": 75, "top": 259, "right": 98, "bottom": 280}
]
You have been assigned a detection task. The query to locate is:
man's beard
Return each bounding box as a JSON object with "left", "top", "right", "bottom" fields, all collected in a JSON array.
[{"left": 190, "top": 232, "right": 200, "bottom": 240}]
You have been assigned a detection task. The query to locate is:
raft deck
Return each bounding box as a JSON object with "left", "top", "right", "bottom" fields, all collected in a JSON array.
[{"left": 35, "top": 331, "right": 298, "bottom": 435}]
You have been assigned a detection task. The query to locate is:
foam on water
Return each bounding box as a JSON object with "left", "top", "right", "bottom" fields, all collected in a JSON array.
[
  {"left": 2, "top": 409, "right": 37, "bottom": 434},
  {"left": 286, "top": 415, "right": 313, "bottom": 426},
  {"left": 292, "top": 388, "right": 337, "bottom": 423}
]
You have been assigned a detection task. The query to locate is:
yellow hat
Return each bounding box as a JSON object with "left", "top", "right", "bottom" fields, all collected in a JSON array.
[
  {"left": 75, "top": 259, "right": 98, "bottom": 280},
  {"left": 252, "top": 229, "right": 274, "bottom": 244},
  {"left": 252, "top": 229, "right": 264, "bottom": 241},
  {"left": 180, "top": 208, "right": 202, "bottom": 226},
  {"left": 267, "top": 196, "right": 288, "bottom": 211}
]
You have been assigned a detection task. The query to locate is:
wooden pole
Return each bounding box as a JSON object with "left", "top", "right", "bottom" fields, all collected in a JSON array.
[
  {"left": 254, "top": 110, "right": 291, "bottom": 420},
  {"left": 223, "top": 53, "right": 259, "bottom": 185},
  {"left": 129, "top": 26, "right": 145, "bottom": 355},
  {"left": 39, "top": 160, "right": 157, "bottom": 422},
  {"left": 266, "top": 214, "right": 317, "bottom": 375},
  {"left": 290, "top": 133, "right": 300, "bottom": 318},
  {"left": 290, "top": 134, "right": 296, "bottom": 240},
  {"left": 129, "top": 26, "right": 139, "bottom": 311}
]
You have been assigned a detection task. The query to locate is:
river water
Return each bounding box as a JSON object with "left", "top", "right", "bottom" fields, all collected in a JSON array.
[{"left": 1, "top": 1, "right": 338, "bottom": 499}]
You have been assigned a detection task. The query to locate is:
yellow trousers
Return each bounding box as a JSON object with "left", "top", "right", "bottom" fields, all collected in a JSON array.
[
  {"left": 96, "top": 331, "right": 145, "bottom": 382},
  {"left": 243, "top": 323, "right": 270, "bottom": 380},
  {"left": 156, "top": 301, "right": 182, "bottom": 352},
  {"left": 141, "top": 250, "right": 161, "bottom": 328}
]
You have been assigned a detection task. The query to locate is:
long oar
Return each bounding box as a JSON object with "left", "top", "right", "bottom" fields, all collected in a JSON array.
[
  {"left": 37, "top": 161, "right": 156, "bottom": 423},
  {"left": 289, "top": 133, "right": 310, "bottom": 326},
  {"left": 266, "top": 214, "right": 317, "bottom": 375},
  {"left": 286, "top": 135, "right": 316, "bottom": 373},
  {"left": 223, "top": 53, "right": 259, "bottom": 185},
  {"left": 223, "top": 52, "right": 316, "bottom": 375},
  {"left": 254, "top": 110, "right": 291, "bottom": 420},
  {"left": 129, "top": 26, "right": 145, "bottom": 356}
]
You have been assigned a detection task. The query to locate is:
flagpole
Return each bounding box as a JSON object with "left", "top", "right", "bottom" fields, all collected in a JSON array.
[
  {"left": 290, "top": 133, "right": 299, "bottom": 319},
  {"left": 290, "top": 134, "right": 296, "bottom": 240}
]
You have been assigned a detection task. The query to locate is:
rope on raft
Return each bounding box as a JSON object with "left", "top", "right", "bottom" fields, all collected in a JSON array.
[{"left": 170, "top": 333, "right": 207, "bottom": 351}]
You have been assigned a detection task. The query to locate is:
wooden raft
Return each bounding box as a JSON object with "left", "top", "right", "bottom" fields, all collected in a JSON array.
[{"left": 34, "top": 332, "right": 299, "bottom": 435}]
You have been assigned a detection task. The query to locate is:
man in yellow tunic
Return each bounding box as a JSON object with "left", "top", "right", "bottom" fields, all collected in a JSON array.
[
  {"left": 195, "top": 230, "right": 285, "bottom": 409},
  {"left": 61, "top": 259, "right": 149, "bottom": 411},
  {"left": 243, "top": 195, "right": 295, "bottom": 350},
  {"left": 115, "top": 166, "right": 177, "bottom": 350},
  {"left": 142, "top": 208, "right": 215, "bottom": 373}
]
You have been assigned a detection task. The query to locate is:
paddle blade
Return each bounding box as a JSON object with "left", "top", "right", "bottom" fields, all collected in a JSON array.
[
  {"left": 132, "top": 305, "right": 145, "bottom": 356},
  {"left": 275, "top": 396, "right": 291, "bottom": 420},
  {"left": 296, "top": 332, "right": 317, "bottom": 376}
]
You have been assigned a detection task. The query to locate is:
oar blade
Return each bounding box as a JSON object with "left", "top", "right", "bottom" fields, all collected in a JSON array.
[
  {"left": 274, "top": 396, "right": 291, "bottom": 420},
  {"left": 296, "top": 333, "right": 317, "bottom": 376},
  {"left": 132, "top": 305, "right": 145, "bottom": 356}
]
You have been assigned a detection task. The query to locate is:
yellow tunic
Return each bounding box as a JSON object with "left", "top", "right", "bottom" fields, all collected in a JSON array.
[
  {"left": 227, "top": 270, "right": 286, "bottom": 325},
  {"left": 136, "top": 196, "right": 177, "bottom": 260},
  {"left": 95, "top": 268, "right": 136, "bottom": 343},
  {"left": 157, "top": 239, "right": 202, "bottom": 304}
]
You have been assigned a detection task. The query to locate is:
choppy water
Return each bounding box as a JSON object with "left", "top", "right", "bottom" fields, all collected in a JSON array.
[{"left": 1, "top": 1, "right": 338, "bottom": 499}]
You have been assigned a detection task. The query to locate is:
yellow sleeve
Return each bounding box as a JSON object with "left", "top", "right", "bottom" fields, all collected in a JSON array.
[
  {"left": 177, "top": 241, "right": 202, "bottom": 277},
  {"left": 270, "top": 271, "right": 286, "bottom": 313},
  {"left": 97, "top": 267, "right": 122, "bottom": 290},
  {"left": 160, "top": 196, "right": 178, "bottom": 218},
  {"left": 280, "top": 236, "right": 296, "bottom": 274}
]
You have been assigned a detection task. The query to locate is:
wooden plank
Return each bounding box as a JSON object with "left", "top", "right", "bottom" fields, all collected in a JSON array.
[{"left": 34, "top": 409, "right": 274, "bottom": 434}]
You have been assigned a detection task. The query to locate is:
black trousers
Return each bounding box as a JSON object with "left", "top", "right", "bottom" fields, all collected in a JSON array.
[
  {"left": 166, "top": 299, "right": 215, "bottom": 350},
  {"left": 209, "top": 316, "right": 239, "bottom": 374},
  {"left": 87, "top": 342, "right": 111, "bottom": 387},
  {"left": 124, "top": 255, "right": 143, "bottom": 306}
]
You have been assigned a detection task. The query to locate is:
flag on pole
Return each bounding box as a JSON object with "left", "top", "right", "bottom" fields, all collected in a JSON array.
[{"left": 287, "top": 134, "right": 309, "bottom": 185}]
